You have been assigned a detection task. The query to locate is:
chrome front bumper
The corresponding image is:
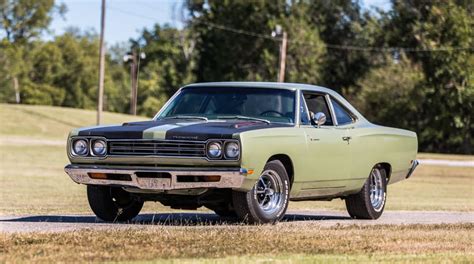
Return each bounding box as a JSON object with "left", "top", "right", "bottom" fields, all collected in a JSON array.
[{"left": 64, "top": 164, "right": 246, "bottom": 191}]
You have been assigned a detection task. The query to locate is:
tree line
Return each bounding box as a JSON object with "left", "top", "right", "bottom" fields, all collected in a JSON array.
[{"left": 0, "top": 0, "right": 472, "bottom": 154}]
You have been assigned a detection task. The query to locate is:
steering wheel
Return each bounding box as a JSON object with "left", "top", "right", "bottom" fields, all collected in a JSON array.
[{"left": 260, "top": 110, "right": 285, "bottom": 117}]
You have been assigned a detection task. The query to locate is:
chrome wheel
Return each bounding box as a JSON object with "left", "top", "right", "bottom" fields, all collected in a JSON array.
[
  {"left": 369, "top": 168, "right": 385, "bottom": 212},
  {"left": 254, "top": 169, "right": 284, "bottom": 215}
]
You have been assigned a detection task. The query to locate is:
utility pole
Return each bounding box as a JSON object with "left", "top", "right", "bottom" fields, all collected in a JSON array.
[
  {"left": 96, "top": 0, "right": 106, "bottom": 125},
  {"left": 278, "top": 31, "right": 287, "bottom": 83},
  {"left": 124, "top": 50, "right": 145, "bottom": 115},
  {"left": 130, "top": 50, "right": 138, "bottom": 115},
  {"left": 273, "top": 25, "right": 287, "bottom": 82}
]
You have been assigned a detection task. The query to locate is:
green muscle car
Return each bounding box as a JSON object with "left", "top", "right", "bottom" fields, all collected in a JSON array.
[{"left": 65, "top": 82, "right": 418, "bottom": 223}]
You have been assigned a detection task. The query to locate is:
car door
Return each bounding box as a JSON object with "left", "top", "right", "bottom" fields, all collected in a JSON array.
[
  {"left": 328, "top": 96, "right": 367, "bottom": 188},
  {"left": 300, "top": 91, "right": 351, "bottom": 190}
]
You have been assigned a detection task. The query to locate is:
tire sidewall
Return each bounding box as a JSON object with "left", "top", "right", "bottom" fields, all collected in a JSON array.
[
  {"left": 247, "top": 160, "right": 290, "bottom": 223},
  {"left": 87, "top": 185, "right": 143, "bottom": 222},
  {"left": 364, "top": 167, "right": 387, "bottom": 219}
]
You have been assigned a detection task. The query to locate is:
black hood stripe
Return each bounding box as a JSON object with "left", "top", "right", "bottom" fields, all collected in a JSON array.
[{"left": 78, "top": 119, "right": 291, "bottom": 140}]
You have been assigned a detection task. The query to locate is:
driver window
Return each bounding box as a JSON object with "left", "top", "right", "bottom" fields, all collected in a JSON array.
[{"left": 303, "top": 92, "right": 334, "bottom": 126}]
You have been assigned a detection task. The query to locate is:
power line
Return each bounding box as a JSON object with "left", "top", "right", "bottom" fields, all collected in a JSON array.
[
  {"left": 194, "top": 20, "right": 473, "bottom": 53},
  {"left": 107, "top": 5, "right": 473, "bottom": 53}
]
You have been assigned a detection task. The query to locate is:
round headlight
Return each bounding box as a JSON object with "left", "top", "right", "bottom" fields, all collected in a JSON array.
[
  {"left": 73, "top": 139, "right": 88, "bottom": 156},
  {"left": 92, "top": 140, "right": 107, "bottom": 156},
  {"left": 225, "top": 142, "right": 240, "bottom": 159},
  {"left": 207, "top": 142, "right": 222, "bottom": 158}
]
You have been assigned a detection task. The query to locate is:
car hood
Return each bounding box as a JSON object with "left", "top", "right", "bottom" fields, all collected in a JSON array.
[{"left": 77, "top": 119, "right": 291, "bottom": 141}]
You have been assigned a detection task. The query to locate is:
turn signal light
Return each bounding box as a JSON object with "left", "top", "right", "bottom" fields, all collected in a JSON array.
[
  {"left": 204, "top": 175, "right": 221, "bottom": 182},
  {"left": 89, "top": 173, "right": 107, "bottom": 179}
]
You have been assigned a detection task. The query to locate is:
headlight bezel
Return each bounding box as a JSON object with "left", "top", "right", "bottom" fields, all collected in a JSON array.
[
  {"left": 206, "top": 139, "right": 240, "bottom": 161},
  {"left": 72, "top": 138, "right": 89, "bottom": 156},
  {"left": 70, "top": 136, "right": 107, "bottom": 158},
  {"left": 91, "top": 139, "right": 107, "bottom": 156},
  {"left": 206, "top": 141, "right": 223, "bottom": 159},
  {"left": 224, "top": 141, "right": 240, "bottom": 159}
]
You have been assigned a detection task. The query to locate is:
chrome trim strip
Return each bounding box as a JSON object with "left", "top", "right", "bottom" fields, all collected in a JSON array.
[
  {"left": 64, "top": 164, "right": 245, "bottom": 190},
  {"left": 325, "top": 94, "right": 338, "bottom": 126},
  {"left": 295, "top": 89, "right": 302, "bottom": 127},
  {"left": 406, "top": 159, "right": 419, "bottom": 179}
]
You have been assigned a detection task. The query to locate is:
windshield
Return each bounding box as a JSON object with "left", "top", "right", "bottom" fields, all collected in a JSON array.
[{"left": 158, "top": 87, "right": 296, "bottom": 124}]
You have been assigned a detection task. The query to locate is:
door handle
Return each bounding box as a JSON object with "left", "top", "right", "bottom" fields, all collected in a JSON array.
[{"left": 342, "top": 136, "right": 351, "bottom": 143}]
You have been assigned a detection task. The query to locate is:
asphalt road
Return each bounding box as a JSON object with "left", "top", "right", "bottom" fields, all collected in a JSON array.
[{"left": 1, "top": 210, "right": 472, "bottom": 233}]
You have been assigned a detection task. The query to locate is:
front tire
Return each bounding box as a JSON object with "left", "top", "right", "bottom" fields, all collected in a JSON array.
[
  {"left": 232, "top": 160, "right": 290, "bottom": 224},
  {"left": 87, "top": 185, "right": 144, "bottom": 222},
  {"left": 345, "top": 166, "right": 387, "bottom": 219}
]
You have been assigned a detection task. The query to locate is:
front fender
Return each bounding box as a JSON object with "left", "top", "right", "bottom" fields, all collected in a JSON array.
[{"left": 237, "top": 127, "right": 306, "bottom": 193}]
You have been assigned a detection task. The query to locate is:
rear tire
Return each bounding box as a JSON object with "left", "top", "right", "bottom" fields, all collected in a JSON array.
[
  {"left": 232, "top": 160, "right": 290, "bottom": 224},
  {"left": 345, "top": 165, "right": 387, "bottom": 219},
  {"left": 87, "top": 185, "right": 144, "bottom": 222}
]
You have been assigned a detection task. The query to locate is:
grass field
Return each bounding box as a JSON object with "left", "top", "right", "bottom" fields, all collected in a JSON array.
[
  {"left": 1, "top": 104, "right": 473, "bottom": 263},
  {"left": 1, "top": 224, "right": 472, "bottom": 262}
]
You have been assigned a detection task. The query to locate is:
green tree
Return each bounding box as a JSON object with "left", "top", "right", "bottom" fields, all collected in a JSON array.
[
  {"left": 352, "top": 55, "right": 425, "bottom": 132},
  {"left": 187, "top": 1, "right": 328, "bottom": 84},
  {"left": 187, "top": 0, "right": 286, "bottom": 82},
  {"left": 0, "top": 0, "right": 66, "bottom": 103},
  {"left": 269, "top": 2, "right": 326, "bottom": 84},
  {"left": 306, "top": 0, "right": 377, "bottom": 93},
  {"left": 382, "top": 0, "right": 473, "bottom": 153},
  {"left": 130, "top": 24, "right": 196, "bottom": 116}
]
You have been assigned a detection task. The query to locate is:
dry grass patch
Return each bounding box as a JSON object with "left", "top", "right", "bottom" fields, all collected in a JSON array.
[{"left": 1, "top": 224, "right": 473, "bottom": 263}]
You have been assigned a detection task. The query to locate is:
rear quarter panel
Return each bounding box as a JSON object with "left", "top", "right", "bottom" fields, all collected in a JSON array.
[{"left": 350, "top": 124, "right": 418, "bottom": 186}]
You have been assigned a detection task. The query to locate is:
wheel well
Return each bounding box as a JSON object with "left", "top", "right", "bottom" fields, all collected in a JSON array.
[
  {"left": 268, "top": 154, "right": 294, "bottom": 188},
  {"left": 378, "top": 162, "right": 392, "bottom": 182}
]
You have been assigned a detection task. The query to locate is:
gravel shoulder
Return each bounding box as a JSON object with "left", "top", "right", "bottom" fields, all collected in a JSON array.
[{"left": 1, "top": 210, "right": 473, "bottom": 233}]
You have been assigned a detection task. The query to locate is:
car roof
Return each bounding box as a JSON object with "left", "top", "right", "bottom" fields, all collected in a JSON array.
[{"left": 183, "top": 82, "right": 334, "bottom": 93}]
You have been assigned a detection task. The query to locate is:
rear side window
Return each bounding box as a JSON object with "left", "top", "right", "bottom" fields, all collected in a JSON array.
[{"left": 331, "top": 99, "right": 354, "bottom": 125}]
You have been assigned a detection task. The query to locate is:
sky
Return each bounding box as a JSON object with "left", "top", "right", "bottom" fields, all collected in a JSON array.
[
  {"left": 48, "top": 0, "right": 390, "bottom": 46},
  {"left": 49, "top": 0, "right": 186, "bottom": 45}
]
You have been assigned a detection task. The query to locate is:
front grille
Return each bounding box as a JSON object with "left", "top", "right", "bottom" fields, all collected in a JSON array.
[{"left": 108, "top": 140, "right": 206, "bottom": 157}]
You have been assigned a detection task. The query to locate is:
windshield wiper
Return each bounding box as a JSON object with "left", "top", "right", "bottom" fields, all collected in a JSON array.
[
  {"left": 163, "top": 115, "right": 208, "bottom": 121},
  {"left": 216, "top": 115, "right": 270, "bottom": 124}
]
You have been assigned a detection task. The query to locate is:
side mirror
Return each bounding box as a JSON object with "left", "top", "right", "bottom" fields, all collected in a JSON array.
[{"left": 311, "top": 112, "right": 326, "bottom": 127}]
